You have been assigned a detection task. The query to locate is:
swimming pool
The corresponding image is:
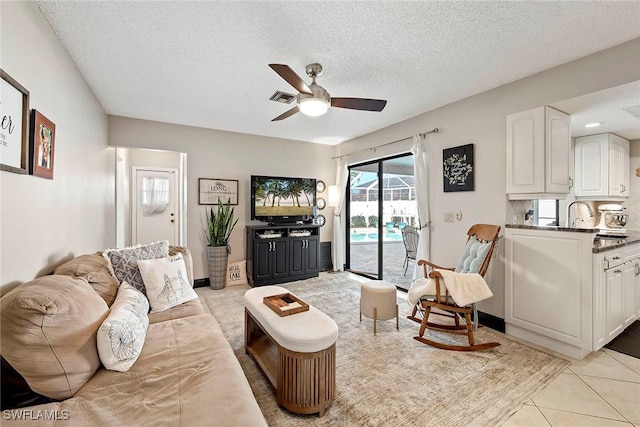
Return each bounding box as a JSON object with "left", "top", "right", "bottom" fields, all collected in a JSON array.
[{"left": 350, "top": 231, "right": 403, "bottom": 242}]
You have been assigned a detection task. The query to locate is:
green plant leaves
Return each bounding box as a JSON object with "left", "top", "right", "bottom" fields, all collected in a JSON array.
[{"left": 205, "top": 198, "right": 239, "bottom": 247}]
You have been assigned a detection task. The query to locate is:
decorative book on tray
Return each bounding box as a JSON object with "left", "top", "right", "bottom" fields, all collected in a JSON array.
[{"left": 263, "top": 293, "right": 309, "bottom": 317}]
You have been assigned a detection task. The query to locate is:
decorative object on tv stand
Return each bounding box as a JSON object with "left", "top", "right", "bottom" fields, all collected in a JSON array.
[
  {"left": 315, "top": 214, "right": 326, "bottom": 227},
  {"left": 0, "top": 69, "right": 30, "bottom": 174},
  {"left": 204, "top": 198, "right": 238, "bottom": 290},
  {"left": 443, "top": 143, "right": 474, "bottom": 192},
  {"left": 29, "top": 110, "right": 55, "bottom": 179}
]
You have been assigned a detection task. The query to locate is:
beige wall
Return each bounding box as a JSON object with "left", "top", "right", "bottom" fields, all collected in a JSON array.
[
  {"left": 108, "top": 116, "right": 335, "bottom": 281},
  {"left": 0, "top": 2, "right": 113, "bottom": 292},
  {"left": 334, "top": 38, "right": 640, "bottom": 318}
]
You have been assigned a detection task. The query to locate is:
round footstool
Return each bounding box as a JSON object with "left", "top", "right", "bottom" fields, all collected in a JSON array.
[{"left": 360, "top": 280, "right": 399, "bottom": 333}]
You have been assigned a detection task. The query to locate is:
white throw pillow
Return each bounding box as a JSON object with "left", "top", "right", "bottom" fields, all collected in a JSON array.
[
  {"left": 137, "top": 253, "right": 198, "bottom": 313},
  {"left": 97, "top": 282, "right": 149, "bottom": 372}
]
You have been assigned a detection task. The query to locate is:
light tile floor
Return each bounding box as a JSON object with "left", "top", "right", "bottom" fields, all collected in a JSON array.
[{"left": 501, "top": 348, "right": 640, "bottom": 426}]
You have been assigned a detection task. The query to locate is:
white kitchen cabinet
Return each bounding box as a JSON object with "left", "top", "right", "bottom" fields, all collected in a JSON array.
[
  {"left": 574, "top": 133, "right": 630, "bottom": 199},
  {"left": 506, "top": 106, "right": 571, "bottom": 200}
]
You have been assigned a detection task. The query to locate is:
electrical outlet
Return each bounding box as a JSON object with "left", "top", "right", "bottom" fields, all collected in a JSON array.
[
  {"left": 444, "top": 212, "right": 454, "bottom": 223},
  {"left": 454, "top": 211, "right": 463, "bottom": 221}
]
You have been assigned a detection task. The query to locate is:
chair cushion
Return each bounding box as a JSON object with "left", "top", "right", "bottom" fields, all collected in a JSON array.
[
  {"left": 455, "top": 236, "right": 492, "bottom": 274},
  {"left": 0, "top": 275, "right": 109, "bottom": 400}
]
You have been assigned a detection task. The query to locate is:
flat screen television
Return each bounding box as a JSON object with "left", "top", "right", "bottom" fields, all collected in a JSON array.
[{"left": 250, "top": 175, "right": 317, "bottom": 224}]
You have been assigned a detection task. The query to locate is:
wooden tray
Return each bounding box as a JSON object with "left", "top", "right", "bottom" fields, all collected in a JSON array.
[{"left": 263, "top": 293, "right": 309, "bottom": 317}]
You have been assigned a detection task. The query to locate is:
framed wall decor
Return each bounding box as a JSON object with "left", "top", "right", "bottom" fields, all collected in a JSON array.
[
  {"left": 29, "top": 110, "right": 56, "bottom": 179},
  {"left": 443, "top": 143, "right": 474, "bottom": 192},
  {"left": 0, "top": 69, "right": 30, "bottom": 174},
  {"left": 199, "top": 178, "right": 239, "bottom": 205}
]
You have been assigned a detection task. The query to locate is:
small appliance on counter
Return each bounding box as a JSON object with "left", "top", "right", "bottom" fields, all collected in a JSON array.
[{"left": 595, "top": 204, "right": 628, "bottom": 236}]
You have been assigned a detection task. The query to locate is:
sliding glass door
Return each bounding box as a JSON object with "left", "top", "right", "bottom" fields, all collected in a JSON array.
[{"left": 346, "top": 154, "right": 417, "bottom": 290}]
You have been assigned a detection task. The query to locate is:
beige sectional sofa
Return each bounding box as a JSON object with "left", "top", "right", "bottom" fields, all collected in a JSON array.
[{"left": 0, "top": 246, "right": 267, "bottom": 426}]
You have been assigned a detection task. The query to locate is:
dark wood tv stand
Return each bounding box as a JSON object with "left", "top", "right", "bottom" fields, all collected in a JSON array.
[{"left": 245, "top": 224, "right": 320, "bottom": 287}]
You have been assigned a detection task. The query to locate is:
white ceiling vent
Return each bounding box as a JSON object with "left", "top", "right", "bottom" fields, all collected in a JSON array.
[
  {"left": 270, "top": 91, "right": 296, "bottom": 104},
  {"left": 623, "top": 105, "right": 640, "bottom": 120}
]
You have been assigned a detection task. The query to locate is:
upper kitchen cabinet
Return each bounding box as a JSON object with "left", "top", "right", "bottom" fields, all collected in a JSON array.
[
  {"left": 506, "top": 106, "right": 571, "bottom": 200},
  {"left": 574, "top": 133, "right": 630, "bottom": 200}
]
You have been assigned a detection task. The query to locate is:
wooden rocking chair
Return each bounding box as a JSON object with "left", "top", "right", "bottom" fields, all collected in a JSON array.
[{"left": 408, "top": 224, "right": 501, "bottom": 351}]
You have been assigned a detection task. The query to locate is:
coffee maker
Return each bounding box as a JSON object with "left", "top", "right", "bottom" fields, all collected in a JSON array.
[{"left": 595, "top": 203, "right": 628, "bottom": 235}]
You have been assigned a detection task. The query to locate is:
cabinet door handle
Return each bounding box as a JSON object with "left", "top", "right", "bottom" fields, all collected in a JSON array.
[
  {"left": 614, "top": 269, "right": 622, "bottom": 274},
  {"left": 635, "top": 263, "right": 639, "bottom": 276},
  {"left": 612, "top": 256, "right": 621, "bottom": 260},
  {"left": 569, "top": 177, "right": 574, "bottom": 189}
]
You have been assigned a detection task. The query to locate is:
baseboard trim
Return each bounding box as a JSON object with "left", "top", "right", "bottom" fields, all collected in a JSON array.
[
  {"left": 194, "top": 278, "right": 209, "bottom": 288},
  {"left": 478, "top": 311, "right": 505, "bottom": 333}
]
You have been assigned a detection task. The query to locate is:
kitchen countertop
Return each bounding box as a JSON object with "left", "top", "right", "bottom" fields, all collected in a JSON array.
[{"left": 505, "top": 224, "right": 640, "bottom": 253}]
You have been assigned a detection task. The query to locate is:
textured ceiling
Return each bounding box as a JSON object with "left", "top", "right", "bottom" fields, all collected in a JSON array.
[{"left": 35, "top": 1, "right": 640, "bottom": 145}]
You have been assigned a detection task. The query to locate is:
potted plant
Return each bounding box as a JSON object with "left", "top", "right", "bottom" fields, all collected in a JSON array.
[{"left": 205, "top": 198, "right": 238, "bottom": 289}]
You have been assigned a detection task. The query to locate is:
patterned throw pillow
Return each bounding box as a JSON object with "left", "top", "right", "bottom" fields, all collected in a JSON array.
[
  {"left": 103, "top": 240, "right": 169, "bottom": 293},
  {"left": 97, "top": 282, "right": 149, "bottom": 372},
  {"left": 137, "top": 253, "right": 198, "bottom": 313}
]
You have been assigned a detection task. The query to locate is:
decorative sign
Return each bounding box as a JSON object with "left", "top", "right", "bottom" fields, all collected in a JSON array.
[
  {"left": 199, "top": 178, "right": 238, "bottom": 205},
  {"left": 443, "top": 143, "right": 474, "bottom": 192},
  {"left": 0, "top": 70, "right": 30, "bottom": 174}
]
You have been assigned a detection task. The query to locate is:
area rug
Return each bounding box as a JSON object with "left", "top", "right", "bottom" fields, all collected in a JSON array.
[
  {"left": 605, "top": 320, "right": 640, "bottom": 359},
  {"left": 196, "top": 273, "right": 569, "bottom": 427}
]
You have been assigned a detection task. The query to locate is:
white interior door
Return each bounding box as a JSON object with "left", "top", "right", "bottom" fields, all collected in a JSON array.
[{"left": 132, "top": 167, "right": 179, "bottom": 245}]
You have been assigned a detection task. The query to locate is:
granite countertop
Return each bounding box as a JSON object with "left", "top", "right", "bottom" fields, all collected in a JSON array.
[{"left": 505, "top": 224, "right": 640, "bottom": 253}]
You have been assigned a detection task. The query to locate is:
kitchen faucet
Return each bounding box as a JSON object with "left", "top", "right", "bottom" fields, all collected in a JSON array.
[{"left": 565, "top": 201, "right": 595, "bottom": 228}]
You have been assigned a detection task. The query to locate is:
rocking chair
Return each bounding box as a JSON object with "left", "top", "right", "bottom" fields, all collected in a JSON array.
[{"left": 407, "top": 224, "right": 501, "bottom": 351}]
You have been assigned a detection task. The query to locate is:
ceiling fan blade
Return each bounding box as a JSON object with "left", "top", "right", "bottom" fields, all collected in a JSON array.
[
  {"left": 331, "top": 97, "right": 387, "bottom": 112},
  {"left": 271, "top": 106, "right": 300, "bottom": 122},
  {"left": 269, "top": 64, "right": 312, "bottom": 95}
]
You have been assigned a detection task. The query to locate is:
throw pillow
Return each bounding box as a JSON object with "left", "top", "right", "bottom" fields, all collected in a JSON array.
[
  {"left": 455, "top": 236, "right": 492, "bottom": 274},
  {"left": 137, "top": 253, "right": 198, "bottom": 313},
  {"left": 97, "top": 282, "right": 150, "bottom": 372},
  {"left": 226, "top": 260, "right": 248, "bottom": 287},
  {"left": 0, "top": 275, "right": 109, "bottom": 400},
  {"left": 103, "top": 240, "right": 169, "bottom": 293}
]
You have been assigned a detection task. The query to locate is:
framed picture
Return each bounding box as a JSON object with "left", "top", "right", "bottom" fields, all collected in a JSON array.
[
  {"left": 0, "top": 69, "right": 30, "bottom": 174},
  {"left": 199, "top": 178, "right": 239, "bottom": 205},
  {"left": 443, "top": 143, "right": 474, "bottom": 192},
  {"left": 29, "top": 110, "right": 56, "bottom": 180}
]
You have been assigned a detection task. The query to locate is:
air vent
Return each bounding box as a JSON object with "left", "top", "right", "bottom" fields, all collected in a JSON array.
[
  {"left": 623, "top": 105, "right": 640, "bottom": 120},
  {"left": 270, "top": 91, "right": 296, "bottom": 104}
]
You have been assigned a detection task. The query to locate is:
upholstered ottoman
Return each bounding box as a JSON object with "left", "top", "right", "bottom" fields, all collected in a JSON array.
[
  {"left": 360, "top": 280, "right": 399, "bottom": 333},
  {"left": 244, "top": 286, "right": 338, "bottom": 416}
]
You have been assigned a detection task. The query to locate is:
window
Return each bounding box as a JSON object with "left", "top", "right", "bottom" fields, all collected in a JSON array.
[{"left": 533, "top": 199, "right": 559, "bottom": 226}]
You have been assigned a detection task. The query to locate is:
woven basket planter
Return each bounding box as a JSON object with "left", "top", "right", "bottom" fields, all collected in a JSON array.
[{"left": 207, "top": 245, "right": 229, "bottom": 290}]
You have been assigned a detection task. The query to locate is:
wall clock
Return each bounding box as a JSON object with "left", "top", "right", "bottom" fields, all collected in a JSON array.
[
  {"left": 316, "top": 180, "right": 326, "bottom": 193},
  {"left": 317, "top": 197, "right": 326, "bottom": 210}
]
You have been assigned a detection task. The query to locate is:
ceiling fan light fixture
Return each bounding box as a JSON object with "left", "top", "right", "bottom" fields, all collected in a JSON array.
[{"left": 299, "top": 97, "right": 330, "bottom": 117}]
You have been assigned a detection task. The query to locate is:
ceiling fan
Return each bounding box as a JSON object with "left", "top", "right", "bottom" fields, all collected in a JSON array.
[{"left": 269, "top": 63, "right": 387, "bottom": 121}]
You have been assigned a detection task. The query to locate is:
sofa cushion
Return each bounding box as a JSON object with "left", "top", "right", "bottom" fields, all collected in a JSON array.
[
  {"left": 147, "top": 299, "right": 204, "bottom": 324},
  {"left": 54, "top": 253, "right": 119, "bottom": 306},
  {"left": 0, "top": 275, "right": 109, "bottom": 400},
  {"left": 103, "top": 240, "right": 169, "bottom": 293},
  {"left": 137, "top": 253, "right": 198, "bottom": 312},
  {"left": 2, "top": 315, "right": 269, "bottom": 426},
  {"left": 97, "top": 282, "right": 149, "bottom": 372}
]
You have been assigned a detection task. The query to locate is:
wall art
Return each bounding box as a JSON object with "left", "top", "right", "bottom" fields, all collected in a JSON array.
[
  {"left": 29, "top": 110, "right": 56, "bottom": 179},
  {"left": 443, "top": 143, "right": 474, "bottom": 192},
  {"left": 0, "top": 69, "right": 30, "bottom": 174},
  {"left": 199, "top": 178, "right": 239, "bottom": 205}
]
